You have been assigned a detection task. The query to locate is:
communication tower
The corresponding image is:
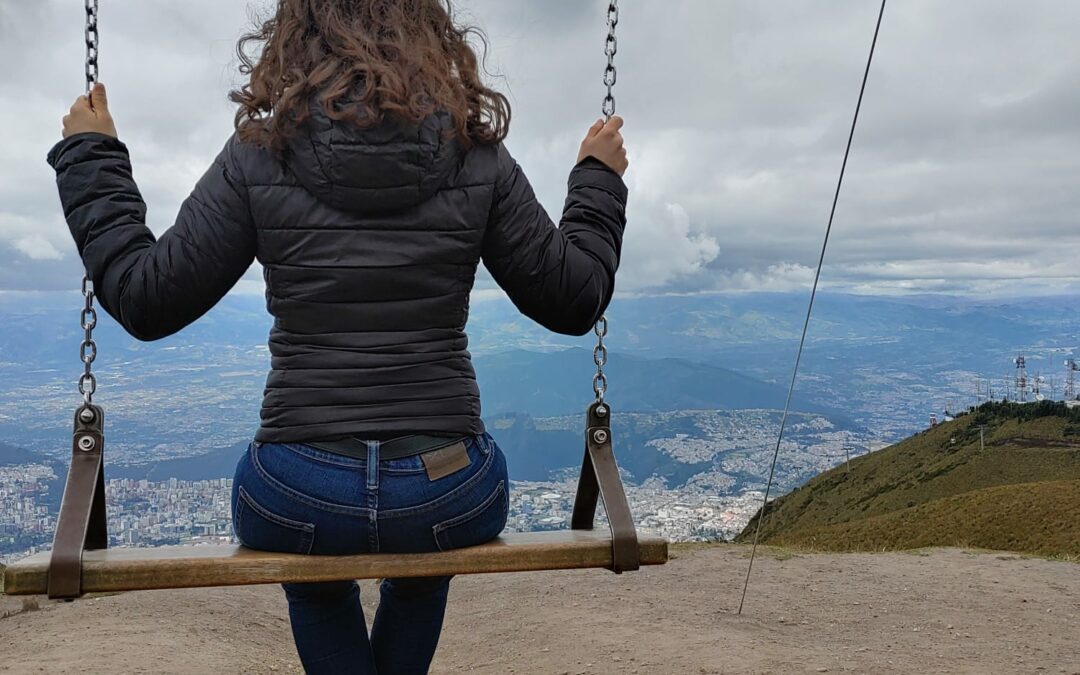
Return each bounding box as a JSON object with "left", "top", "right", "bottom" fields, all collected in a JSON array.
[
  {"left": 974, "top": 377, "right": 994, "bottom": 405},
  {"left": 1014, "top": 355, "right": 1028, "bottom": 403}
]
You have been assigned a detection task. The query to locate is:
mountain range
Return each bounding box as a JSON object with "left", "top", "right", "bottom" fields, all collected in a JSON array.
[{"left": 3, "top": 290, "right": 1079, "bottom": 464}]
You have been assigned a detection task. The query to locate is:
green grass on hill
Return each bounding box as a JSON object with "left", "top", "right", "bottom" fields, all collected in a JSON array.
[
  {"left": 737, "top": 401, "right": 1080, "bottom": 558},
  {"left": 768, "top": 479, "right": 1080, "bottom": 558}
]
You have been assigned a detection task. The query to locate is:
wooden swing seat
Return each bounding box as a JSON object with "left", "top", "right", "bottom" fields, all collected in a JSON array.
[{"left": 3, "top": 530, "right": 667, "bottom": 596}]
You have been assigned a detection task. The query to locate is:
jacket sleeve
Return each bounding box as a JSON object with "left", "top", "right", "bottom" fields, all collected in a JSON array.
[
  {"left": 482, "top": 143, "right": 628, "bottom": 336},
  {"left": 47, "top": 133, "right": 257, "bottom": 341}
]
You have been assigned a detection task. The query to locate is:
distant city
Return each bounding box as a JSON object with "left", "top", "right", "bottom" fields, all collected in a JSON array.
[
  {"left": 2, "top": 406, "right": 872, "bottom": 563},
  {"left": 1, "top": 468, "right": 763, "bottom": 565}
]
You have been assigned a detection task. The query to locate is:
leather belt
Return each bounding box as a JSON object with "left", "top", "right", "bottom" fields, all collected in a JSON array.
[{"left": 306, "top": 434, "right": 468, "bottom": 461}]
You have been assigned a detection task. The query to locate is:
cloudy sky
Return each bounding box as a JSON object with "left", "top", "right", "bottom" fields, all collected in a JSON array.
[{"left": 1, "top": 0, "right": 1078, "bottom": 301}]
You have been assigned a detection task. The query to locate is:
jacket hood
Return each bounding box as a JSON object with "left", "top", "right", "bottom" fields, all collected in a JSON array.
[{"left": 285, "top": 105, "right": 464, "bottom": 215}]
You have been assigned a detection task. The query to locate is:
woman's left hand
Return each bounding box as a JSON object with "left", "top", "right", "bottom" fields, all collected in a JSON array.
[{"left": 62, "top": 82, "right": 118, "bottom": 139}]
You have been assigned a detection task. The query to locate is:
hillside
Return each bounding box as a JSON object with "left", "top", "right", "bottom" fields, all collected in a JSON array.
[
  {"left": 738, "top": 401, "right": 1080, "bottom": 556},
  {"left": 767, "top": 480, "right": 1080, "bottom": 556},
  {"left": 0, "top": 441, "right": 47, "bottom": 467},
  {"left": 473, "top": 349, "right": 848, "bottom": 421}
]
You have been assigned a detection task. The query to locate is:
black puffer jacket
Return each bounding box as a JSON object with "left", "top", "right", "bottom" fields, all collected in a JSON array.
[{"left": 48, "top": 108, "right": 627, "bottom": 443}]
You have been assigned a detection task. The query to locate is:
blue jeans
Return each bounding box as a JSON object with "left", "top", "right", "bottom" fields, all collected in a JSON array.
[{"left": 231, "top": 433, "right": 509, "bottom": 674}]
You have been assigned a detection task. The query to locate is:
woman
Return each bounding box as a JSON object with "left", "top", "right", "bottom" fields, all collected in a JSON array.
[{"left": 51, "top": 1, "right": 628, "bottom": 672}]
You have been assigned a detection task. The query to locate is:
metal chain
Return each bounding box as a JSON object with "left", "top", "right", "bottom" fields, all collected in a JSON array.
[
  {"left": 601, "top": 0, "right": 618, "bottom": 120},
  {"left": 78, "top": 0, "right": 99, "bottom": 405},
  {"left": 592, "top": 0, "right": 618, "bottom": 407},
  {"left": 85, "top": 0, "right": 98, "bottom": 92},
  {"left": 79, "top": 276, "right": 98, "bottom": 405},
  {"left": 592, "top": 317, "right": 608, "bottom": 404}
]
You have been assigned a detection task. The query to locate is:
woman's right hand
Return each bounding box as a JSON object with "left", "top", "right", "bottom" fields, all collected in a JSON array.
[{"left": 577, "top": 116, "right": 628, "bottom": 176}]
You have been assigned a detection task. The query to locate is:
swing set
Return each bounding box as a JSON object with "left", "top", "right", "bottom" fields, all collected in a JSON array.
[
  {"left": 5, "top": 0, "right": 888, "bottom": 611},
  {"left": 3, "top": 0, "right": 668, "bottom": 599}
]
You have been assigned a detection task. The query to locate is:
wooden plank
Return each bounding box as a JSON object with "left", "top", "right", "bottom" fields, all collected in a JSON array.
[{"left": 3, "top": 531, "right": 667, "bottom": 596}]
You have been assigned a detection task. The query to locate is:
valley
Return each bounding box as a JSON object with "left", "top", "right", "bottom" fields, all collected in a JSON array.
[{"left": 2, "top": 291, "right": 1078, "bottom": 563}]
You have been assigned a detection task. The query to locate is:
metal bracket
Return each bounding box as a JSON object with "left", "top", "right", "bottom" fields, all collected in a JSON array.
[
  {"left": 570, "top": 402, "right": 640, "bottom": 573},
  {"left": 47, "top": 404, "right": 107, "bottom": 599}
]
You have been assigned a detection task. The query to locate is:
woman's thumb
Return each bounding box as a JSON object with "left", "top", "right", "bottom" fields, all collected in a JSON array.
[
  {"left": 90, "top": 82, "right": 108, "bottom": 111},
  {"left": 586, "top": 117, "right": 604, "bottom": 138}
]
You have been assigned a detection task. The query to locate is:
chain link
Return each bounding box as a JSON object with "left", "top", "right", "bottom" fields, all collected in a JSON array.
[
  {"left": 79, "top": 276, "right": 97, "bottom": 404},
  {"left": 592, "top": 1, "right": 618, "bottom": 405},
  {"left": 592, "top": 316, "right": 608, "bottom": 404},
  {"left": 85, "top": 0, "right": 98, "bottom": 93},
  {"left": 79, "top": 0, "right": 99, "bottom": 404},
  {"left": 601, "top": 1, "right": 618, "bottom": 121}
]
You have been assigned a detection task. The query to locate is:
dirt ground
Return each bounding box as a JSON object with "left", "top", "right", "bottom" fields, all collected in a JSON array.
[{"left": 1, "top": 545, "right": 1078, "bottom": 674}]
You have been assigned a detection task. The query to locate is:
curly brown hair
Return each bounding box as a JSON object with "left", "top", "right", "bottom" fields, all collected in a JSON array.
[{"left": 229, "top": 0, "right": 511, "bottom": 153}]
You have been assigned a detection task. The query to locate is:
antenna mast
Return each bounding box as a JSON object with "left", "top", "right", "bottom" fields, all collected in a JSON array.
[
  {"left": 1014, "top": 355, "right": 1028, "bottom": 403},
  {"left": 1066, "top": 358, "right": 1079, "bottom": 401}
]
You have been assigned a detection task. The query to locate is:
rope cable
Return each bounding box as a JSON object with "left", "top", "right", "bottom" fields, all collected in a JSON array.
[{"left": 737, "top": 0, "right": 888, "bottom": 615}]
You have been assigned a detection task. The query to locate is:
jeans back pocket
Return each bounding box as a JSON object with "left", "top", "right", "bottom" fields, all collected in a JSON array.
[
  {"left": 235, "top": 485, "right": 316, "bottom": 555},
  {"left": 432, "top": 480, "right": 508, "bottom": 552}
]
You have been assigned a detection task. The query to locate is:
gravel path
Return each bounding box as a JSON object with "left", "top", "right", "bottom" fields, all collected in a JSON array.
[{"left": 2, "top": 546, "right": 1077, "bottom": 674}]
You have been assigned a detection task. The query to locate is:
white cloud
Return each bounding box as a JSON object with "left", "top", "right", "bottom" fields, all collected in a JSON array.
[
  {"left": 0, "top": 213, "right": 71, "bottom": 263},
  {"left": 620, "top": 201, "right": 720, "bottom": 291},
  {"left": 12, "top": 235, "right": 64, "bottom": 261},
  {"left": 2, "top": 1, "right": 1080, "bottom": 299}
]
